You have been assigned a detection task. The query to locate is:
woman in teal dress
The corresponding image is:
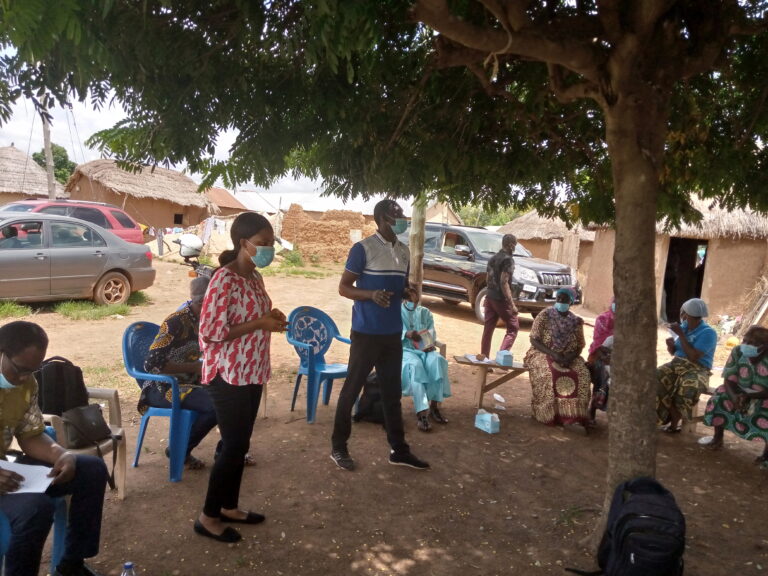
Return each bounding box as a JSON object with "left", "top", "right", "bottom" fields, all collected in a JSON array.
[
  {"left": 702, "top": 325, "right": 768, "bottom": 465},
  {"left": 401, "top": 293, "right": 451, "bottom": 432}
]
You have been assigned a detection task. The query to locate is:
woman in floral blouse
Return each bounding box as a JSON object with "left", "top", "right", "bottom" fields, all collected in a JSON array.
[{"left": 194, "top": 212, "right": 288, "bottom": 543}]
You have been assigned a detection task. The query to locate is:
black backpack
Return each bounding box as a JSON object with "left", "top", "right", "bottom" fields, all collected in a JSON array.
[
  {"left": 35, "top": 356, "right": 89, "bottom": 415},
  {"left": 353, "top": 371, "right": 385, "bottom": 424},
  {"left": 34, "top": 356, "right": 118, "bottom": 490},
  {"left": 567, "top": 477, "right": 685, "bottom": 576}
]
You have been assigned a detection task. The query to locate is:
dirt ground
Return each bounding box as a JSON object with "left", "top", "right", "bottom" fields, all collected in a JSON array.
[{"left": 8, "top": 259, "right": 768, "bottom": 576}]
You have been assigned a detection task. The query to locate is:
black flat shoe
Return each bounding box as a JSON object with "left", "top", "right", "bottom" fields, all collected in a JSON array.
[
  {"left": 194, "top": 520, "right": 242, "bottom": 542},
  {"left": 221, "top": 511, "right": 265, "bottom": 524}
]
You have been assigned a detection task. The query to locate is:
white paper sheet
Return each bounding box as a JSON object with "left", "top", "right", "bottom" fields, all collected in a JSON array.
[
  {"left": 464, "top": 354, "right": 493, "bottom": 364},
  {"left": 0, "top": 459, "right": 54, "bottom": 494}
]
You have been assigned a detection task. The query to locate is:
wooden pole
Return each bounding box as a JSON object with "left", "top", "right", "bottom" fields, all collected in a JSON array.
[{"left": 41, "top": 111, "right": 56, "bottom": 199}]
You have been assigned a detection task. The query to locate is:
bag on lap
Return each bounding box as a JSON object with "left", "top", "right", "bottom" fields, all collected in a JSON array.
[
  {"left": 353, "top": 371, "right": 385, "bottom": 424},
  {"left": 566, "top": 477, "right": 685, "bottom": 576}
]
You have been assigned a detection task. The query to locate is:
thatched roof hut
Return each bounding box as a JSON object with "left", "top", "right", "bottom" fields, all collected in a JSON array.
[
  {"left": 656, "top": 196, "right": 768, "bottom": 240},
  {"left": 499, "top": 210, "right": 595, "bottom": 242},
  {"left": 0, "top": 145, "right": 66, "bottom": 203},
  {"left": 584, "top": 197, "right": 768, "bottom": 319},
  {"left": 65, "top": 159, "right": 214, "bottom": 228}
]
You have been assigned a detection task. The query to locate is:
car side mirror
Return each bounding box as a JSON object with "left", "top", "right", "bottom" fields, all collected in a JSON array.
[{"left": 454, "top": 244, "right": 471, "bottom": 257}]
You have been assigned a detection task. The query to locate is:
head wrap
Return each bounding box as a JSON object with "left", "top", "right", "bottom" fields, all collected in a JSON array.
[
  {"left": 190, "top": 276, "right": 211, "bottom": 303},
  {"left": 681, "top": 298, "right": 708, "bottom": 318},
  {"left": 555, "top": 287, "right": 575, "bottom": 304}
]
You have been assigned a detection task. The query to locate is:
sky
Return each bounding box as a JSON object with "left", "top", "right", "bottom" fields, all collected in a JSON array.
[{"left": 0, "top": 97, "right": 404, "bottom": 215}]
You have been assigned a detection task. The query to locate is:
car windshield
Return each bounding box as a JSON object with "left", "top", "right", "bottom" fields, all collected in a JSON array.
[
  {"left": 463, "top": 229, "right": 531, "bottom": 257},
  {"left": 0, "top": 204, "right": 33, "bottom": 212}
]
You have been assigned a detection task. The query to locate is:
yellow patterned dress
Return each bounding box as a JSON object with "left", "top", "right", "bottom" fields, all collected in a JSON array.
[{"left": 524, "top": 306, "right": 591, "bottom": 426}]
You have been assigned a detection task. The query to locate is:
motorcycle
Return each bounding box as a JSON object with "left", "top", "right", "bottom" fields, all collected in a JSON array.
[{"left": 173, "top": 234, "right": 217, "bottom": 278}]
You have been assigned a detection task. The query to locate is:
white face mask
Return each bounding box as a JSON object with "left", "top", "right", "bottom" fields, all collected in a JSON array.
[{"left": 0, "top": 354, "right": 16, "bottom": 389}]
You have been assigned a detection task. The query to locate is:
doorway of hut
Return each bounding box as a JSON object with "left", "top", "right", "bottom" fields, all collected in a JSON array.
[{"left": 661, "top": 237, "right": 708, "bottom": 323}]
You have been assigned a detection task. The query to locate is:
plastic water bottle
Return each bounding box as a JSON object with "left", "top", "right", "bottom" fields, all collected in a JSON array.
[{"left": 120, "top": 562, "right": 136, "bottom": 576}]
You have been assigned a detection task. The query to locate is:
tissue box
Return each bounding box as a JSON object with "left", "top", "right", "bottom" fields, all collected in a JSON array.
[
  {"left": 495, "top": 350, "right": 513, "bottom": 366},
  {"left": 474, "top": 411, "right": 500, "bottom": 434}
]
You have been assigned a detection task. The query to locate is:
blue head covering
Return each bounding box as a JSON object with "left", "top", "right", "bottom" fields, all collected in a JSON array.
[{"left": 555, "top": 287, "right": 575, "bottom": 304}]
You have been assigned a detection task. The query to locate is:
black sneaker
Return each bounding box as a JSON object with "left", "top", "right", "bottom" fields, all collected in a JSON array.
[
  {"left": 330, "top": 449, "right": 355, "bottom": 471},
  {"left": 389, "top": 451, "right": 430, "bottom": 470}
]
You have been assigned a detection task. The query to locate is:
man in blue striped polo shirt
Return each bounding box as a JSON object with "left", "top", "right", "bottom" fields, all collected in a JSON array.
[{"left": 330, "top": 199, "right": 430, "bottom": 471}]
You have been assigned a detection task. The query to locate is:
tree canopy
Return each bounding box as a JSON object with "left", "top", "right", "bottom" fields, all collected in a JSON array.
[
  {"left": 2, "top": 2, "right": 763, "bottom": 225},
  {"left": 32, "top": 142, "right": 76, "bottom": 184}
]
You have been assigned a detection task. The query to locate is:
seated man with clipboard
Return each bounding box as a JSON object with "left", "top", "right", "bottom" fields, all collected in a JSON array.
[{"left": 401, "top": 292, "right": 451, "bottom": 432}]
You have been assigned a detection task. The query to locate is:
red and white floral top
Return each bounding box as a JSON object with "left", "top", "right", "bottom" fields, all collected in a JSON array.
[{"left": 199, "top": 266, "right": 272, "bottom": 386}]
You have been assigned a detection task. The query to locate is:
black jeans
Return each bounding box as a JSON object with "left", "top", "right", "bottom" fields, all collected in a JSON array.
[
  {"left": 332, "top": 331, "right": 409, "bottom": 455},
  {"left": 202, "top": 375, "right": 262, "bottom": 517},
  {"left": 0, "top": 455, "right": 108, "bottom": 576},
  {"left": 144, "top": 385, "right": 218, "bottom": 457}
]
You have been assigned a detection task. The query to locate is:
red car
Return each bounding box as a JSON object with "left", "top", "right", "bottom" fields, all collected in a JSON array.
[{"left": 0, "top": 199, "right": 144, "bottom": 244}]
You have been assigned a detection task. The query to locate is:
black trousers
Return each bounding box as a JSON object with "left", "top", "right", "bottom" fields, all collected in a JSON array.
[
  {"left": 332, "top": 331, "right": 409, "bottom": 455},
  {"left": 202, "top": 375, "right": 262, "bottom": 517}
]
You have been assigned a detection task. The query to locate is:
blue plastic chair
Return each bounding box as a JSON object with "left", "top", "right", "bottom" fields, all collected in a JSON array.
[
  {"left": 286, "top": 307, "right": 351, "bottom": 423},
  {"left": 0, "top": 510, "right": 10, "bottom": 568},
  {"left": 122, "top": 321, "right": 199, "bottom": 482}
]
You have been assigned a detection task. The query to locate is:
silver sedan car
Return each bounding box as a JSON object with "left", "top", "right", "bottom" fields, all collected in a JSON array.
[{"left": 0, "top": 212, "right": 156, "bottom": 305}]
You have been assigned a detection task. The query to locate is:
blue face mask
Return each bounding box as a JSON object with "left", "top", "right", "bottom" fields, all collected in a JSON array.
[
  {"left": 611, "top": 302, "right": 616, "bottom": 313},
  {"left": 554, "top": 302, "right": 570, "bottom": 313},
  {"left": 391, "top": 218, "right": 408, "bottom": 235},
  {"left": 680, "top": 321, "right": 688, "bottom": 331},
  {"left": 740, "top": 344, "right": 761, "bottom": 358},
  {"left": 247, "top": 242, "right": 275, "bottom": 268},
  {"left": 0, "top": 355, "right": 16, "bottom": 389}
]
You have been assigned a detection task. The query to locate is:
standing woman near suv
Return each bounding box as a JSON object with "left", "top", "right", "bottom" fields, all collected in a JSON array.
[{"left": 480, "top": 234, "right": 520, "bottom": 359}]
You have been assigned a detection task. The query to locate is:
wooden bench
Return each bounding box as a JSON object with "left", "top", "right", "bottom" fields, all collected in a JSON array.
[{"left": 453, "top": 355, "right": 529, "bottom": 409}]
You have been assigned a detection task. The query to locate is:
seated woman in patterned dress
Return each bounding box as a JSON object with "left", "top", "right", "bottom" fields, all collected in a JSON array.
[
  {"left": 700, "top": 326, "right": 768, "bottom": 465},
  {"left": 656, "top": 298, "right": 717, "bottom": 433},
  {"left": 524, "top": 288, "right": 591, "bottom": 428}
]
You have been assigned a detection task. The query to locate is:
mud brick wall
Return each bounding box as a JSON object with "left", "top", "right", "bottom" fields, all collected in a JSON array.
[{"left": 281, "top": 204, "right": 377, "bottom": 262}]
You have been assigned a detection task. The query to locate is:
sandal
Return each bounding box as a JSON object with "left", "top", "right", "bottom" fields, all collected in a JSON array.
[
  {"left": 429, "top": 406, "right": 448, "bottom": 424},
  {"left": 165, "top": 447, "right": 206, "bottom": 470},
  {"left": 417, "top": 413, "right": 431, "bottom": 432},
  {"left": 659, "top": 423, "right": 682, "bottom": 434},
  {"left": 185, "top": 454, "right": 206, "bottom": 470}
]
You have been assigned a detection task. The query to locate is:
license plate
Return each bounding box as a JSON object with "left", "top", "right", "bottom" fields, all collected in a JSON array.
[{"left": 523, "top": 284, "right": 537, "bottom": 293}]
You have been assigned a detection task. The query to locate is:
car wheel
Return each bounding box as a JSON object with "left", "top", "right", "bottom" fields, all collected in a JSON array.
[
  {"left": 442, "top": 298, "right": 460, "bottom": 306},
  {"left": 473, "top": 287, "right": 487, "bottom": 323},
  {"left": 93, "top": 272, "right": 131, "bottom": 305}
]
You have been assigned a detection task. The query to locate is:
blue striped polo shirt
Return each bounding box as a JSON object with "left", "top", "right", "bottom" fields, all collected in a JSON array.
[{"left": 346, "top": 232, "right": 410, "bottom": 335}]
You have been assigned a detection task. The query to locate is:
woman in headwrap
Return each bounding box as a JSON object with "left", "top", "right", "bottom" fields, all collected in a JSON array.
[
  {"left": 700, "top": 326, "right": 768, "bottom": 465},
  {"left": 524, "top": 288, "right": 591, "bottom": 428},
  {"left": 587, "top": 297, "right": 615, "bottom": 363},
  {"left": 656, "top": 298, "right": 717, "bottom": 432}
]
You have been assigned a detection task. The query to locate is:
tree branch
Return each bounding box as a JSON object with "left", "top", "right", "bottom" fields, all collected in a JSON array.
[
  {"left": 411, "top": 0, "right": 604, "bottom": 82},
  {"left": 547, "top": 63, "right": 605, "bottom": 106}
]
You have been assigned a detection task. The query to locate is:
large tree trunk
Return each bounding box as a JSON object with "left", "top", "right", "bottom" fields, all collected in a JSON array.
[{"left": 593, "top": 86, "right": 670, "bottom": 543}]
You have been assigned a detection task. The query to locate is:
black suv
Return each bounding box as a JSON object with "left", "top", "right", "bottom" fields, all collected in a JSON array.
[{"left": 399, "top": 223, "right": 582, "bottom": 322}]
